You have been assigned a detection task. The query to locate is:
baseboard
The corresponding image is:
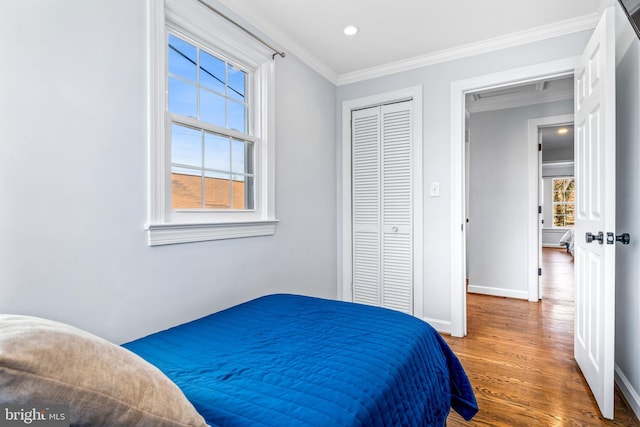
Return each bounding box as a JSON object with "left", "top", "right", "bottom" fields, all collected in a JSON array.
[
  {"left": 467, "top": 285, "right": 529, "bottom": 300},
  {"left": 423, "top": 317, "right": 451, "bottom": 334},
  {"left": 615, "top": 364, "right": 640, "bottom": 422},
  {"left": 542, "top": 243, "right": 565, "bottom": 248}
]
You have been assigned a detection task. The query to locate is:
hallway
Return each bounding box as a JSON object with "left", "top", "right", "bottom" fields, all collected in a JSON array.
[{"left": 444, "top": 248, "right": 638, "bottom": 426}]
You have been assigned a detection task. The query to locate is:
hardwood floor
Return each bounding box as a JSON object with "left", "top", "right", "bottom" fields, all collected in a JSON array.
[{"left": 444, "top": 247, "right": 638, "bottom": 426}]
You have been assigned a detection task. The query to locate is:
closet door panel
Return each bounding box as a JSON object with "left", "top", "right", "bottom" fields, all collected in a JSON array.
[
  {"left": 352, "top": 107, "right": 381, "bottom": 306},
  {"left": 381, "top": 102, "right": 413, "bottom": 314}
]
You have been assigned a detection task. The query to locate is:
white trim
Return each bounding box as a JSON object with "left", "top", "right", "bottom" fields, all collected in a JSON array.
[
  {"left": 337, "top": 14, "right": 599, "bottom": 86},
  {"left": 527, "top": 114, "right": 574, "bottom": 301},
  {"left": 216, "top": 0, "right": 337, "bottom": 84},
  {"left": 147, "top": 0, "right": 277, "bottom": 245},
  {"left": 615, "top": 364, "right": 640, "bottom": 421},
  {"left": 422, "top": 317, "right": 451, "bottom": 335},
  {"left": 148, "top": 220, "right": 278, "bottom": 246},
  {"left": 449, "top": 57, "right": 579, "bottom": 337},
  {"left": 340, "top": 86, "right": 423, "bottom": 319},
  {"left": 468, "top": 285, "right": 529, "bottom": 300}
]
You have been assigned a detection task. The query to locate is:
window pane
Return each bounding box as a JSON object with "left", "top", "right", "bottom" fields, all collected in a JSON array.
[
  {"left": 565, "top": 205, "right": 575, "bottom": 226},
  {"left": 553, "top": 204, "right": 566, "bottom": 216},
  {"left": 169, "top": 78, "right": 197, "bottom": 117},
  {"left": 168, "top": 35, "right": 197, "bottom": 82},
  {"left": 200, "top": 50, "right": 225, "bottom": 93},
  {"left": 228, "top": 101, "right": 246, "bottom": 133},
  {"left": 172, "top": 167, "right": 202, "bottom": 209},
  {"left": 204, "top": 133, "right": 230, "bottom": 172},
  {"left": 204, "top": 171, "right": 231, "bottom": 209},
  {"left": 231, "top": 139, "right": 248, "bottom": 174},
  {"left": 171, "top": 124, "right": 201, "bottom": 168},
  {"left": 228, "top": 64, "right": 246, "bottom": 101},
  {"left": 200, "top": 90, "right": 226, "bottom": 128},
  {"left": 231, "top": 175, "right": 247, "bottom": 209}
]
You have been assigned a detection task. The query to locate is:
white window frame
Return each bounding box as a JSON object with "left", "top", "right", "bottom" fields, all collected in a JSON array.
[
  {"left": 147, "top": 0, "right": 277, "bottom": 246},
  {"left": 551, "top": 176, "right": 575, "bottom": 228}
]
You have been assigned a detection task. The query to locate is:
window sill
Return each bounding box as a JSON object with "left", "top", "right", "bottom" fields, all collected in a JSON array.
[{"left": 147, "top": 220, "right": 279, "bottom": 246}]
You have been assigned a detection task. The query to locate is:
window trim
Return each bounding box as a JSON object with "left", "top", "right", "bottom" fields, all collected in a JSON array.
[{"left": 147, "top": 0, "right": 277, "bottom": 246}]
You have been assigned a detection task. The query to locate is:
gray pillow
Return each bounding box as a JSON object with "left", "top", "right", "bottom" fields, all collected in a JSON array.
[{"left": 0, "top": 314, "right": 207, "bottom": 426}]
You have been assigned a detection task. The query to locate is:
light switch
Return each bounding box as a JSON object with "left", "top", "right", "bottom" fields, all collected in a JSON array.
[{"left": 430, "top": 181, "right": 440, "bottom": 197}]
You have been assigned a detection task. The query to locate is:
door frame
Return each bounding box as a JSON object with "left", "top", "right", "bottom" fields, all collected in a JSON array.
[
  {"left": 450, "top": 57, "right": 579, "bottom": 337},
  {"left": 340, "top": 86, "right": 424, "bottom": 318}
]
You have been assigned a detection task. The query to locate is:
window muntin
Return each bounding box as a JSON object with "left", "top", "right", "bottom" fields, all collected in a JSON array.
[
  {"left": 170, "top": 124, "right": 254, "bottom": 210},
  {"left": 168, "top": 33, "right": 253, "bottom": 211},
  {"left": 552, "top": 177, "right": 575, "bottom": 227}
]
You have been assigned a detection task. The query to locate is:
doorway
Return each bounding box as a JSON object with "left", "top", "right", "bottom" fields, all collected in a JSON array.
[
  {"left": 464, "top": 80, "right": 574, "bottom": 305},
  {"left": 449, "top": 57, "right": 579, "bottom": 338}
]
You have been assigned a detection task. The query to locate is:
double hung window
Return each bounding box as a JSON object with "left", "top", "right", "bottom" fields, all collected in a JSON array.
[
  {"left": 168, "top": 33, "right": 253, "bottom": 211},
  {"left": 147, "top": 0, "right": 277, "bottom": 246}
]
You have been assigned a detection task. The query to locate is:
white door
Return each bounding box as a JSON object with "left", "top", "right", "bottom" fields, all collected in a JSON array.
[
  {"left": 352, "top": 101, "right": 413, "bottom": 314},
  {"left": 573, "top": 7, "right": 616, "bottom": 419}
]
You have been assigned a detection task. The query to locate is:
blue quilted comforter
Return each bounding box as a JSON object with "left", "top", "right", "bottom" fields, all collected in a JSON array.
[{"left": 123, "top": 294, "right": 477, "bottom": 426}]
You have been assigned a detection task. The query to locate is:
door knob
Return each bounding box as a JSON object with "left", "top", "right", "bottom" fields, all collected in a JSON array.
[
  {"left": 586, "top": 231, "right": 604, "bottom": 244},
  {"left": 605, "top": 232, "right": 630, "bottom": 245},
  {"left": 616, "top": 233, "right": 631, "bottom": 245}
]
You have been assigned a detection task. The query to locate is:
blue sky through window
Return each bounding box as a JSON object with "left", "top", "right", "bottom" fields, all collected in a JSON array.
[{"left": 168, "top": 34, "right": 252, "bottom": 209}]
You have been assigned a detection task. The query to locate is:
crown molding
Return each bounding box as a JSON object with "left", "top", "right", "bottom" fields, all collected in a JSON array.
[
  {"left": 212, "top": 2, "right": 600, "bottom": 88},
  {"left": 214, "top": 0, "right": 338, "bottom": 84},
  {"left": 336, "top": 12, "right": 601, "bottom": 86}
]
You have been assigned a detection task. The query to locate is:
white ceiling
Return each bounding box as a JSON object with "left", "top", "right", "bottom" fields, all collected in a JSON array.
[{"left": 216, "top": 0, "right": 605, "bottom": 84}]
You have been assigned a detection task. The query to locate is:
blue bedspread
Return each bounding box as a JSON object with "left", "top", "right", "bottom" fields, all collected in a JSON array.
[{"left": 123, "top": 294, "right": 477, "bottom": 426}]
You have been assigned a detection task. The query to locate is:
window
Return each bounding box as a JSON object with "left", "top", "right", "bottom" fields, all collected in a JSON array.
[
  {"left": 147, "top": 0, "right": 277, "bottom": 246},
  {"left": 552, "top": 177, "right": 575, "bottom": 227},
  {"left": 168, "top": 34, "right": 254, "bottom": 211}
]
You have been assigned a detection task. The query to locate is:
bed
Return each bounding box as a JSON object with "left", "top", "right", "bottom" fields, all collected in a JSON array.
[
  {"left": 560, "top": 228, "right": 575, "bottom": 256},
  {"left": 122, "top": 294, "right": 478, "bottom": 426}
]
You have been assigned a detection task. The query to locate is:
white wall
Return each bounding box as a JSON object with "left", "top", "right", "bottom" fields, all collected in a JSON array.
[
  {"left": 0, "top": 0, "right": 337, "bottom": 344},
  {"left": 466, "top": 100, "right": 573, "bottom": 298},
  {"left": 614, "top": 3, "right": 640, "bottom": 418}
]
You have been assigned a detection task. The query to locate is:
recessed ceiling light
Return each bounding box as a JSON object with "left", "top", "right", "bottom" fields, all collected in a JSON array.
[
  {"left": 558, "top": 128, "right": 569, "bottom": 134},
  {"left": 343, "top": 25, "right": 358, "bottom": 36}
]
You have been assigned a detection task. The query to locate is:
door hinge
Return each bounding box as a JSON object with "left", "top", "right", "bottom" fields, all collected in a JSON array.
[
  {"left": 538, "top": 268, "right": 542, "bottom": 276},
  {"left": 538, "top": 205, "right": 542, "bottom": 214},
  {"left": 538, "top": 143, "right": 542, "bottom": 152}
]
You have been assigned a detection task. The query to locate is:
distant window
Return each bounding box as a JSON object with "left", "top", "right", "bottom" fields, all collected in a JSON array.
[{"left": 552, "top": 177, "right": 575, "bottom": 227}]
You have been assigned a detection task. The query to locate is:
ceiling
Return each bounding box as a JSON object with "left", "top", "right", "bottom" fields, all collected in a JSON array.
[
  {"left": 216, "top": 0, "right": 604, "bottom": 83},
  {"left": 466, "top": 76, "right": 574, "bottom": 114}
]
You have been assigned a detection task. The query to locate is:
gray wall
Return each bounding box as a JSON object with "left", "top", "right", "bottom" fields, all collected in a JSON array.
[
  {"left": 337, "top": 32, "right": 591, "bottom": 323},
  {"left": 0, "top": 0, "right": 337, "bottom": 344},
  {"left": 467, "top": 100, "right": 574, "bottom": 297},
  {"left": 615, "top": 3, "right": 640, "bottom": 418}
]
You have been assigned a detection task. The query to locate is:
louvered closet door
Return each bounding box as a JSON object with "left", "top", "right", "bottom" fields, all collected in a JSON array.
[
  {"left": 352, "top": 101, "right": 413, "bottom": 314},
  {"left": 352, "top": 107, "right": 381, "bottom": 307}
]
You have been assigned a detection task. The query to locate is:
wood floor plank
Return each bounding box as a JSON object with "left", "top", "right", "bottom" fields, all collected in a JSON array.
[{"left": 444, "top": 248, "right": 639, "bottom": 426}]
